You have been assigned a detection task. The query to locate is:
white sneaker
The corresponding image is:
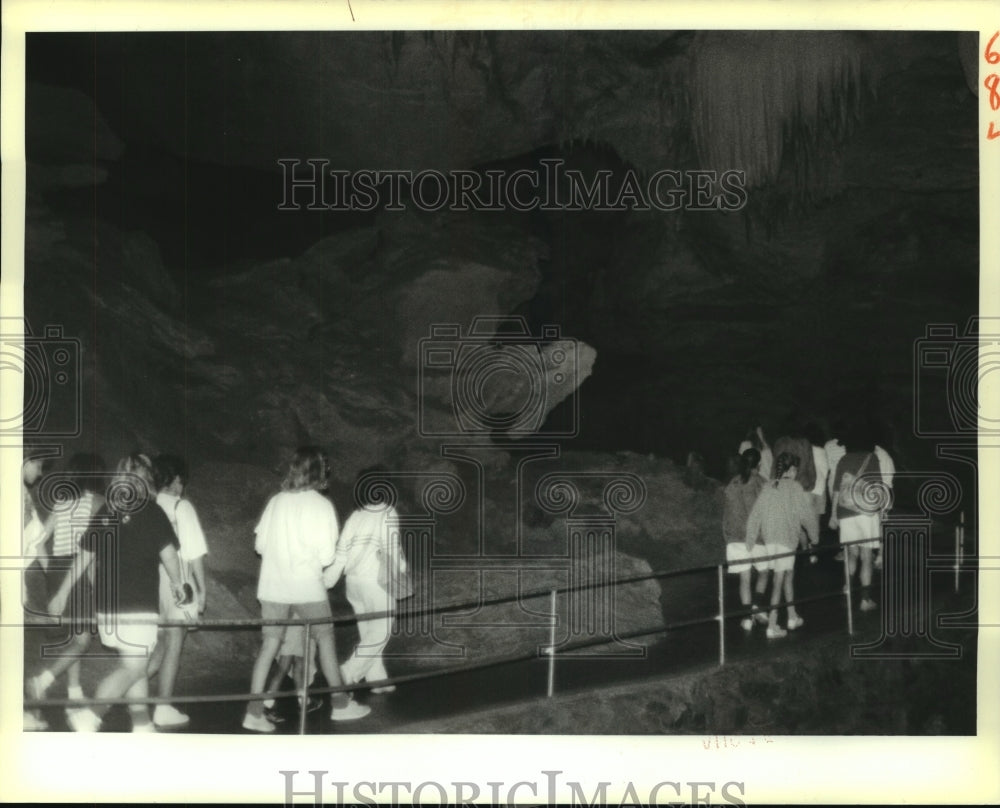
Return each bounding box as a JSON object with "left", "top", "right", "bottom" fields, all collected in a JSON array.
[
  {"left": 67, "top": 708, "right": 102, "bottom": 732},
  {"left": 131, "top": 721, "right": 157, "bottom": 733},
  {"left": 242, "top": 712, "right": 277, "bottom": 733},
  {"left": 765, "top": 625, "right": 788, "bottom": 639},
  {"left": 787, "top": 615, "right": 805, "bottom": 630},
  {"left": 23, "top": 710, "right": 48, "bottom": 731},
  {"left": 739, "top": 618, "right": 753, "bottom": 631},
  {"left": 330, "top": 699, "right": 371, "bottom": 721},
  {"left": 153, "top": 704, "right": 190, "bottom": 728}
]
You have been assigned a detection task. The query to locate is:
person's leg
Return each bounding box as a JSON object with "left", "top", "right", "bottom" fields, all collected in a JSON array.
[
  {"left": 753, "top": 567, "right": 770, "bottom": 623},
  {"left": 92, "top": 652, "right": 149, "bottom": 721},
  {"left": 154, "top": 626, "right": 186, "bottom": 699},
  {"left": 784, "top": 569, "right": 801, "bottom": 624},
  {"left": 248, "top": 636, "right": 282, "bottom": 719},
  {"left": 315, "top": 633, "right": 349, "bottom": 709},
  {"left": 349, "top": 580, "right": 394, "bottom": 685},
  {"left": 266, "top": 654, "right": 294, "bottom": 698},
  {"left": 847, "top": 545, "right": 859, "bottom": 579},
  {"left": 768, "top": 569, "right": 785, "bottom": 629},
  {"left": 738, "top": 569, "right": 751, "bottom": 607},
  {"left": 122, "top": 660, "right": 154, "bottom": 731},
  {"left": 859, "top": 545, "right": 876, "bottom": 609}
]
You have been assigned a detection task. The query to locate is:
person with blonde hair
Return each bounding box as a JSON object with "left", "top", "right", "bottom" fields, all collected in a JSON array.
[
  {"left": 243, "top": 446, "right": 369, "bottom": 732},
  {"left": 58, "top": 453, "right": 187, "bottom": 732}
]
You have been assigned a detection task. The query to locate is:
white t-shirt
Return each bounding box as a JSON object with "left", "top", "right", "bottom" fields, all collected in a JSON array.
[
  {"left": 824, "top": 439, "right": 846, "bottom": 498},
  {"left": 255, "top": 489, "right": 338, "bottom": 603},
  {"left": 810, "top": 444, "right": 829, "bottom": 498},
  {"left": 336, "top": 504, "right": 407, "bottom": 582},
  {"left": 874, "top": 445, "right": 896, "bottom": 488},
  {"left": 156, "top": 491, "right": 209, "bottom": 561}
]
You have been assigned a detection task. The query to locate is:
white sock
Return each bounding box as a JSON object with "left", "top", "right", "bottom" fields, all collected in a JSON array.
[
  {"left": 67, "top": 685, "right": 84, "bottom": 700},
  {"left": 36, "top": 670, "right": 55, "bottom": 692},
  {"left": 262, "top": 698, "right": 275, "bottom": 709}
]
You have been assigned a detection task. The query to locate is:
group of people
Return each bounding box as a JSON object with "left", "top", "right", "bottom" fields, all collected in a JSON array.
[
  {"left": 722, "top": 422, "right": 895, "bottom": 638},
  {"left": 21, "top": 445, "right": 410, "bottom": 733}
]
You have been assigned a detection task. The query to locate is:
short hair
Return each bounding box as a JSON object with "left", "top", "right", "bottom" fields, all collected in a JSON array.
[
  {"left": 153, "top": 454, "right": 188, "bottom": 491},
  {"left": 66, "top": 452, "right": 107, "bottom": 495},
  {"left": 282, "top": 446, "right": 330, "bottom": 492}
]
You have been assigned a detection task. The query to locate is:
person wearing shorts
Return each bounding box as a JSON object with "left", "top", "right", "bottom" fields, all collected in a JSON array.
[
  {"left": 243, "top": 446, "right": 369, "bottom": 732},
  {"left": 65, "top": 454, "right": 186, "bottom": 732},
  {"left": 27, "top": 454, "right": 106, "bottom": 727},
  {"left": 723, "top": 448, "right": 768, "bottom": 630},
  {"left": 831, "top": 443, "right": 883, "bottom": 613},
  {"left": 261, "top": 623, "right": 320, "bottom": 723},
  {"left": 146, "top": 454, "right": 210, "bottom": 729},
  {"left": 745, "top": 452, "right": 818, "bottom": 639}
]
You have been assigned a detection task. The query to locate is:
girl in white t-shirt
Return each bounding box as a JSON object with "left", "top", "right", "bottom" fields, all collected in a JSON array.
[{"left": 243, "top": 446, "right": 370, "bottom": 732}]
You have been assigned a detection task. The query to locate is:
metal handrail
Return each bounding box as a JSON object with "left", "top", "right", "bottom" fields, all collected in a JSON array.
[{"left": 22, "top": 524, "right": 976, "bottom": 730}]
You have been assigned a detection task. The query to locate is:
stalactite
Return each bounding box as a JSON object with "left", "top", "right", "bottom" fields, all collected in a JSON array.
[{"left": 689, "top": 31, "right": 873, "bottom": 192}]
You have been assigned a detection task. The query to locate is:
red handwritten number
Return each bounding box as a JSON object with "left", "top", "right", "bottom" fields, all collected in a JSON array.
[
  {"left": 986, "top": 74, "right": 1000, "bottom": 112},
  {"left": 986, "top": 31, "right": 1000, "bottom": 65},
  {"left": 989, "top": 122, "right": 1000, "bottom": 140}
]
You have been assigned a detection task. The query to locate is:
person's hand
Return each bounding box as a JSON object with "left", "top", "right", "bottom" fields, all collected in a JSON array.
[
  {"left": 48, "top": 591, "right": 66, "bottom": 617},
  {"left": 197, "top": 588, "right": 207, "bottom": 614},
  {"left": 829, "top": 513, "right": 839, "bottom": 530}
]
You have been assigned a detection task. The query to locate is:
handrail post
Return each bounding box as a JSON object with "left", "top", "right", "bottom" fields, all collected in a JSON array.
[
  {"left": 298, "top": 618, "right": 311, "bottom": 736},
  {"left": 843, "top": 545, "right": 854, "bottom": 636},
  {"left": 546, "top": 589, "right": 557, "bottom": 698},
  {"left": 954, "top": 510, "right": 964, "bottom": 594},
  {"left": 717, "top": 565, "right": 725, "bottom": 667}
]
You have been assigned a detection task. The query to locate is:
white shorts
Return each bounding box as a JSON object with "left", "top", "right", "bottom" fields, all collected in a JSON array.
[
  {"left": 839, "top": 513, "right": 881, "bottom": 548},
  {"left": 764, "top": 543, "right": 796, "bottom": 573},
  {"left": 96, "top": 612, "right": 159, "bottom": 654},
  {"left": 726, "top": 543, "right": 769, "bottom": 574}
]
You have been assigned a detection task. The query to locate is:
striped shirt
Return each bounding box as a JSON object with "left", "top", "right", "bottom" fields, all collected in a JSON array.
[{"left": 51, "top": 491, "right": 95, "bottom": 557}]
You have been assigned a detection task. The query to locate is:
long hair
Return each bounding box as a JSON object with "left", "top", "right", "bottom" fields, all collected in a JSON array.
[
  {"left": 109, "top": 452, "right": 154, "bottom": 511},
  {"left": 773, "top": 451, "right": 800, "bottom": 481},
  {"left": 282, "top": 446, "right": 330, "bottom": 492},
  {"left": 738, "top": 447, "right": 761, "bottom": 483}
]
